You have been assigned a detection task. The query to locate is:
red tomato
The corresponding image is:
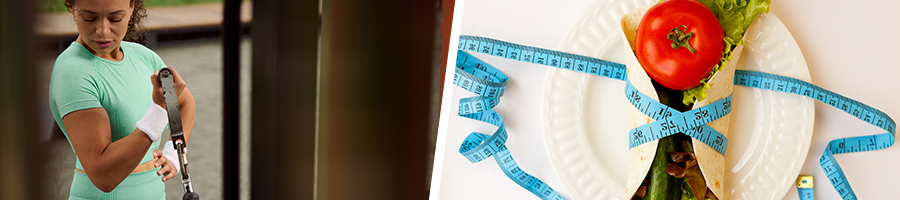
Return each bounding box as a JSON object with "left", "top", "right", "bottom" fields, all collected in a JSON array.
[{"left": 634, "top": 0, "right": 725, "bottom": 90}]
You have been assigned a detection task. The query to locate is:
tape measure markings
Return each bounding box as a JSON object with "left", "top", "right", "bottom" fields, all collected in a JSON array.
[
  {"left": 624, "top": 81, "right": 730, "bottom": 154},
  {"left": 455, "top": 50, "right": 565, "bottom": 200},
  {"left": 735, "top": 70, "right": 895, "bottom": 200},
  {"left": 459, "top": 35, "right": 627, "bottom": 81},
  {"left": 820, "top": 151, "right": 855, "bottom": 199},
  {"left": 459, "top": 128, "right": 508, "bottom": 163},
  {"left": 798, "top": 186, "right": 815, "bottom": 200},
  {"left": 735, "top": 71, "right": 896, "bottom": 147},
  {"left": 737, "top": 71, "right": 896, "bottom": 134},
  {"left": 456, "top": 35, "right": 895, "bottom": 200},
  {"left": 455, "top": 55, "right": 508, "bottom": 98},
  {"left": 797, "top": 175, "right": 814, "bottom": 200}
]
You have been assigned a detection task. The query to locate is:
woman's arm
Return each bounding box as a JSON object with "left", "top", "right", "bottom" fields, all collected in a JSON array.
[
  {"left": 178, "top": 87, "right": 195, "bottom": 143},
  {"left": 151, "top": 67, "right": 193, "bottom": 143},
  {"left": 63, "top": 108, "right": 155, "bottom": 193},
  {"left": 153, "top": 67, "right": 195, "bottom": 182},
  {"left": 155, "top": 87, "right": 195, "bottom": 182},
  {"left": 67, "top": 67, "right": 195, "bottom": 191}
]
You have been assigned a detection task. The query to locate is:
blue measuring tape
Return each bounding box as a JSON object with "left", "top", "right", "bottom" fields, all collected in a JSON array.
[
  {"left": 797, "top": 175, "right": 814, "bottom": 200},
  {"left": 454, "top": 35, "right": 895, "bottom": 200},
  {"left": 455, "top": 50, "right": 564, "bottom": 200},
  {"left": 458, "top": 35, "right": 730, "bottom": 153},
  {"left": 734, "top": 70, "right": 896, "bottom": 200},
  {"left": 458, "top": 35, "right": 627, "bottom": 81},
  {"left": 624, "top": 82, "right": 731, "bottom": 154}
]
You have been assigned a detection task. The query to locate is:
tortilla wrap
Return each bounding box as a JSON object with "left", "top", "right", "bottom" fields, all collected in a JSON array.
[{"left": 621, "top": 4, "right": 744, "bottom": 199}]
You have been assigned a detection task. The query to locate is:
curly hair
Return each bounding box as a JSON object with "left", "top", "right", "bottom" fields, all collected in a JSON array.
[{"left": 65, "top": 0, "right": 147, "bottom": 42}]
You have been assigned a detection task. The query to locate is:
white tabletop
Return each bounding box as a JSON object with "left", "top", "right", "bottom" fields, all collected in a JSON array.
[{"left": 431, "top": 0, "right": 900, "bottom": 200}]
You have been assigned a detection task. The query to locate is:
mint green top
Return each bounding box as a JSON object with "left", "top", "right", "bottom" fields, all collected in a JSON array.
[{"left": 49, "top": 41, "right": 166, "bottom": 199}]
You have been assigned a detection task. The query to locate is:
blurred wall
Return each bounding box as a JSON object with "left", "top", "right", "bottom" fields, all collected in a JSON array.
[
  {"left": 250, "top": 0, "right": 319, "bottom": 199},
  {"left": 318, "top": 0, "right": 440, "bottom": 199},
  {"left": 0, "top": 0, "right": 43, "bottom": 199},
  {"left": 251, "top": 0, "right": 440, "bottom": 198}
]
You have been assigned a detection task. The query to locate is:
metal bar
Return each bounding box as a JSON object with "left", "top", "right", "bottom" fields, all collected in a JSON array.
[
  {"left": 222, "top": 0, "right": 242, "bottom": 199},
  {"left": 250, "top": 0, "right": 319, "bottom": 199},
  {"left": 159, "top": 68, "right": 199, "bottom": 199},
  {"left": 318, "top": 0, "right": 439, "bottom": 199}
]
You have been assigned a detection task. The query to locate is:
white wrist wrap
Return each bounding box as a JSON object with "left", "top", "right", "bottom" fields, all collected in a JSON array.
[
  {"left": 136, "top": 103, "right": 168, "bottom": 142},
  {"left": 163, "top": 141, "right": 181, "bottom": 174}
]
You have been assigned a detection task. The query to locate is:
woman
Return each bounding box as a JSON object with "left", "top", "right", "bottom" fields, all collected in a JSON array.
[{"left": 48, "top": 0, "right": 196, "bottom": 199}]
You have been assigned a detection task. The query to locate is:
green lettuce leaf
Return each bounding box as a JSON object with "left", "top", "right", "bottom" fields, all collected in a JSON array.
[
  {"left": 680, "top": 178, "right": 714, "bottom": 200},
  {"left": 699, "top": 0, "right": 772, "bottom": 42},
  {"left": 670, "top": 0, "right": 772, "bottom": 105}
]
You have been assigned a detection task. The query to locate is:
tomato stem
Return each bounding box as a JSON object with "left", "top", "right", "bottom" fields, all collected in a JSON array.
[{"left": 668, "top": 25, "right": 696, "bottom": 54}]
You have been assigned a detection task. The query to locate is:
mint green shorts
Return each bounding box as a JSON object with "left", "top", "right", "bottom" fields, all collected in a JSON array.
[{"left": 68, "top": 166, "right": 165, "bottom": 200}]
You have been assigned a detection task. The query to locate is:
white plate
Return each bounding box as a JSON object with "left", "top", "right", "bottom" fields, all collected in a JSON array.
[{"left": 540, "top": 0, "right": 816, "bottom": 199}]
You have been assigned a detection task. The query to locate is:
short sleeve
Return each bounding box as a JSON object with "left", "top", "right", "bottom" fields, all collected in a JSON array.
[
  {"left": 50, "top": 63, "right": 102, "bottom": 118},
  {"left": 151, "top": 50, "right": 167, "bottom": 71},
  {"left": 123, "top": 42, "right": 167, "bottom": 71},
  {"left": 145, "top": 46, "right": 166, "bottom": 71}
]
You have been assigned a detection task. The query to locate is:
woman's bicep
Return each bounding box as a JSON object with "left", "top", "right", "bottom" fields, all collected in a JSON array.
[{"left": 62, "top": 108, "right": 112, "bottom": 167}]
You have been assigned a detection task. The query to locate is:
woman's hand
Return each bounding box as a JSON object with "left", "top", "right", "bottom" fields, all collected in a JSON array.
[
  {"left": 149, "top": 66, "right": 195, "bottom": 144},
  {"left": 153, "top": 149, "right": 178, "bottom": 181},
  {"left": 150, "top": 66, "right": 188, "bottom": 110}
]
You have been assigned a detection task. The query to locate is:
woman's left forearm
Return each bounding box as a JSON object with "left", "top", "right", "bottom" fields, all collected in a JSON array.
[{"left": 177, "top": 87, "right": 195, "bottom": 143}]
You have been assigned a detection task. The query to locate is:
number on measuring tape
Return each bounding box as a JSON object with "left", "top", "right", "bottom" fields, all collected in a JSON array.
[
  {"left": 624, "top": 81, "right": 730, "bottom": 154},
  {"left": 797, "top": 175, "right": 814, "bottom": 200},
  {"left": 454, "top": 50, "right": 564, "bottom": 200},
  {"left": 457, "top": 35, "right": 895, "bottom": 200},
  {"left": 458, "top": 35, "right": 627, "bottom": 81},
  {"left": 735, "top": 70, "right": 895, "bottom": 200}
]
